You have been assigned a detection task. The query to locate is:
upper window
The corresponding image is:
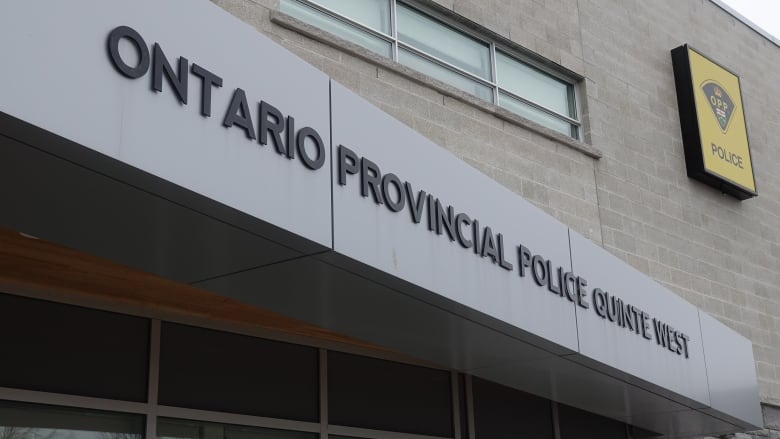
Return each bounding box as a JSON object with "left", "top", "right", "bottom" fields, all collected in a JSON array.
[{"left": 281, "top": 0, "right": 581, "bottom": 138}]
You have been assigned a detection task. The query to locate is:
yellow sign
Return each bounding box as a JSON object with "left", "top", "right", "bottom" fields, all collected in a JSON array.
[
  {"left": 687, "top": 47, "right": 756, "bottom": 195},
  {"left": 688, "top": 48, "right": 756, "bottom": 192}
]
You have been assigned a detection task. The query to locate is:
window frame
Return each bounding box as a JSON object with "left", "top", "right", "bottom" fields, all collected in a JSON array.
[{"left": 281, "top": 0, "right": 583, "bottom": 139}]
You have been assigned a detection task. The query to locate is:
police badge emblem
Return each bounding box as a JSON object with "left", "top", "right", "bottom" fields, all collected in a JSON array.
[{"left": 701, "top": 80, "right": 735, "bottom": 133}]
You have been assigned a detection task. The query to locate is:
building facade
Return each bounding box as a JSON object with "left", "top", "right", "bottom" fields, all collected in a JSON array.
[{"left": 0, "top": 0, "right": 778, "bottom": 439}]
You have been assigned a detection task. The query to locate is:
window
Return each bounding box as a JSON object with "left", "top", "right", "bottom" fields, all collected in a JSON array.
[
  {"left": 558, "top": 404, "right": 627, "bottom": 439},
  {"left": 471, "top": 377, "right": 554, "bottom": 439},
  {"left": 280, "top": 0, "right": 581, "bottom": 138},
  {"left": 158, "top": 418, "right": 317, "bottom": 439},
  {"left": 328, "top": 352, "right": 453, "bottom": 437},
  {"left": 0, "top": 401, "right": 145, "bottom": 439},
  {"left": 0, "top": 293, "right": 150, "bottom": 402},
  {"left": 158, "top": 323, "right": 319, "bottom": 421}
]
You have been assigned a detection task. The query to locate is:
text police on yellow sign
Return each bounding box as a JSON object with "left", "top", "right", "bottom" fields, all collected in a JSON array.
[{"left": 672, "top": 45, "right": 756, "bottom": 199}]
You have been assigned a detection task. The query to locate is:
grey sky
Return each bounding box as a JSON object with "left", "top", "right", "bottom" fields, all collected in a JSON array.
[{"left": 719, "top": 0, "right": 780, "bottom": 41}]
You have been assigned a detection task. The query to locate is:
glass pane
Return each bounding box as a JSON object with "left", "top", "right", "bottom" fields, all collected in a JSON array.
[
  {"left": 496, "top": 51, "right": 574, "bottom": 117},
  {"left": 458, "top": 375, "right": 469, "bottom": 439},
  {"left": 0, "top": 293, "right": 150, "bottom": 402},
  {"left": 558, "top": 404, "right": 627, "bottom": 439},
  {"left": 0, "top": 401, "right": 144, "bottom": 439},
  {"left": 309, "top": 0, "right": 390, "bottom": 34},
  {"left": 397, "top": 4, "right": 491, "bottom": 80},
  {"left": 399, "top": 48, "right": 493, "bottom": 102},
  {"left": 158, "top": 418, "right": 317, "bottom": 439},
  {"left": 281, "top": 1, "right": 391, "bottom": 57},
  {"left": 158, "top": 323, "right": 319, "bottom": 422},
  {"left": 328, "top": 352, "right": 453, "bottom": 437},
  {"left": 498, "top": 92, "right": 575, "bottom": 136},
  {"left": 472, "top": 377, "right": 554, "bottom": 439}
]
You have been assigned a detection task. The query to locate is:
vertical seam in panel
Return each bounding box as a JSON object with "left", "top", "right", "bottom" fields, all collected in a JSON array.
[
  {"left": 551, "top": 401, "right": 561, "bottom": 439},
  {"left": 568, "top": 229, "right": 581, "bottom": 353},
  {"left": 698, "top": 310, "right": 714, "bottom": 407},
  {"left": 146, "top": 319, "right": 161, "bottom": 439},
  {"left": 329, "top": 80, "right": 335, "bottom": 250},
  {"left": 320, "top": 348, "right": 328, "bottom": 439},
  {"left": 451, "top": 372, "right": 461, "bottom": 439},
  {"left": 465, "top": 375, "right": 476, "bottom": 439}
]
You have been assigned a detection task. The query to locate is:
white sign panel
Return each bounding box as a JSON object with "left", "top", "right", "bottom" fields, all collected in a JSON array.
[
  {"left": 569, "top": 231, "right": 711, "bottom": 406},
  {"left": 0, "top": 0, "right": 332, "bottom": 247},
  {"left": 330, "top": 82, "right": 579, "bottom": 354}
]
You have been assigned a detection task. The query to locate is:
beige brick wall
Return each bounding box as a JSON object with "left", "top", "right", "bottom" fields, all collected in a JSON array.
[
  {"left": 575, "top": 0, "right": 780, "bottom": 410},
  {"left": 212, "top": 0, "right": 780, "bottom": 431}
]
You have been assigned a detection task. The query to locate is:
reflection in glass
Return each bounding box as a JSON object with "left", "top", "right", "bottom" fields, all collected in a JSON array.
[
  {"left": 158, "top": 419, "right": 317, "bottom": 439},
  {"left": 496, "top": 51, "right": 575, "bottom": 118},
  {"left": 158, "top": 323, "right": 319, "bottom": 422},
  {"left": 397, "top": 4, "right": 491, "bottom": 80},
  {"left": 328, "top": 352, "right": 453, "bottom": 437},
  {"left": 0, "top": 402, "right": 144, "bottom": 439},
  {"left": 399, "top": 49, "right": 493, "bottom": 102},
  {"left": 281, "top": 1, "right": 392, "bottom": 57},
  {"left": 0, "top": 293, "right": 150, "bottom": 402},
  {"left": 308, "top": 0, "right": 391, "bottom": 34},
  {"left": 498, "top": 92, "right": 575, "bottom": 137},
  {"left": 558, "top": 404, "right": 627, "bottom": 439}
]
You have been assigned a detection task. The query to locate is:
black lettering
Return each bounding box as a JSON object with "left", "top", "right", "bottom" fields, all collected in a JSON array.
[
  {"left": 518, "top": 245, "right": 532, "bottom": 277},
  {"left": 107, "top": 26, "right": 150, "bottom": 79},
  {"left": 546, "top": 260, "right": 562, "bottom": 296},
  {"left": 286, "top": 116, "right": 296, "bottom": 159},
  {"left": 259, "top": 101, "right": 284, "bottom": 153},
  {"left": 562, "top": 271, "right": 577, "bottom": 302},
  {"left": 666, "top": 326, "right": 677, "bottom": 353},
  {"left": 617, "top": 299, "right": 634, "bottom": 330},
  {"left": 381, "top": 173, "right": 405, "bottom": 213},
  {"left": 152, "top": 43, "right": 188, "bottom": 104},
  {"left": 296, "top": 127, "right": 325, "bottom": 170},
  {"left": 606, "top": 293, "right": 618, "bottom": 322},
  {"left": 190, "top": 63, "right": 222, "bottom": 117},
  {"left": 576, "top": 277, "right": 589, "bottom": 309},
  {"left": 641, "top": 312, "right": 652, "bottom": 340},
  {"left": 653, "top": 318, "right": 669, "bottom": 349},
  {"left": 615, "top": 297, "right": 625, "bottom": 327},
  {"left": 472, "top": 219, "right": 481, "bottom": 254},
  {"left": 531, "top": 255, "right": 547, "bottom": 287},
  {"left": 481, "top": 227, "right": 498, "bottom": 263},
  {"left": 679, "top": 333, "right": 690, "bottom": 358},
  {"left": 223, "top": 88, "right": 256, "bottom": 140},
  {"left": 592, "top": 288, "right": 606, "bottom": 318},
  {"left": 455, "top": 213, "right": 473, "bottom": 248},
  {"left": 630, "top": 306, "right": 640, "bottom": 335},
  {"left": 497, "top": 234, "right": 513, "bottom": 271},
  {"left": 673, "top": 330, "right": 683, "bottom": 355},
  {"left": 435, "top": 200, "right": 456, "bottom": 241},
  {"left": 427, "top": 195, "right": 436, "bottom": 231},
  {"left": 337, "top": 145, "right": 359, "bottom": 185},
  {"left": 360, "top": 158, "right": 383, "bottom": 204},
  {"left": 404, "top": 183, "right": 426, "bottom": 224},
  {"left": 711, "top": 143, "right": 745, "bottom": 169}
]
